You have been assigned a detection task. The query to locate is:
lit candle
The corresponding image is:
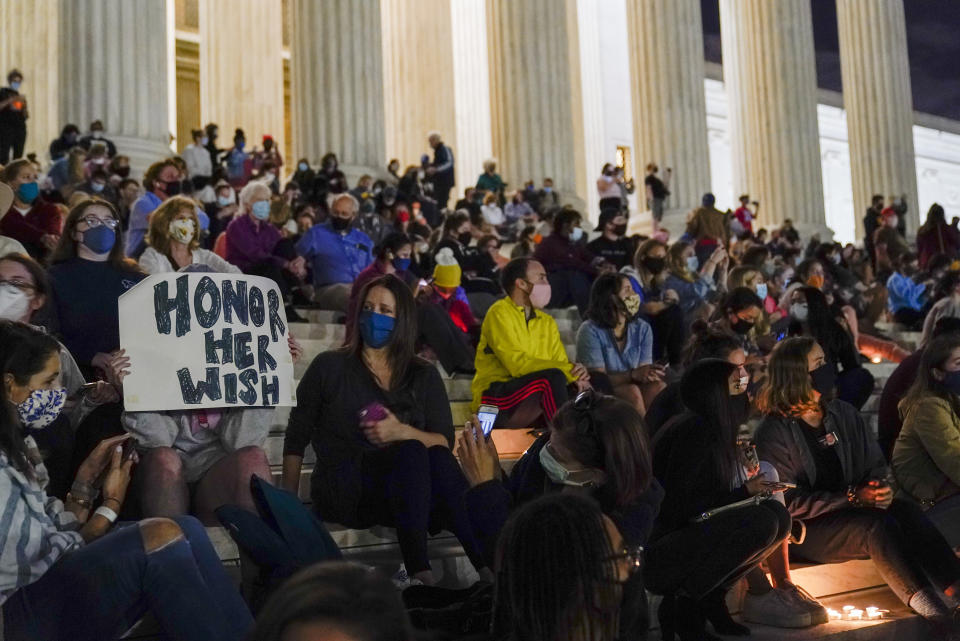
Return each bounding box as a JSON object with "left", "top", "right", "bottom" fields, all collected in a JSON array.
[
  {"left": 871, "top": 356, "right": 882, "bottom": 364},
  {"left": 850, "top": 609, "right": 863, "bottom": 620},
  {"left": 842, "top": 605, "right": 855, "bottom": 613},
  {"left": 865, "top": 607, "right": 883, "bottom": 620},
  {"left": 827, "top": 609, "right": 842, "bottom": 620}
]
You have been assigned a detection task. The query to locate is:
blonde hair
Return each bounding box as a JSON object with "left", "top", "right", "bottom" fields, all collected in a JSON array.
[{"left": 147, "top": 195, "right": 201, "bottom": 256}]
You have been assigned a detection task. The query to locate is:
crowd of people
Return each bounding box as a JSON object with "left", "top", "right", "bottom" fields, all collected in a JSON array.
[{"left": 3, "top": 64, "right": 960, "bottom": 641}]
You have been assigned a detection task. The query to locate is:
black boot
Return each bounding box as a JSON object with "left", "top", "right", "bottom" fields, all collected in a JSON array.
[
  {"left": 658, "top": 594, "right": 676, "bottom": 641},
  {"left": 675, "top": 595, "right": 722, "bottom": 641},
  {"left": 701, "top": 588, "right": 750, "bottom": 636}
]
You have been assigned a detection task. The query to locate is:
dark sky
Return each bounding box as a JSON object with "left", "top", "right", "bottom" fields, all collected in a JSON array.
[{"left": 700, "top": 0, "right": 960, "bottom": 121}]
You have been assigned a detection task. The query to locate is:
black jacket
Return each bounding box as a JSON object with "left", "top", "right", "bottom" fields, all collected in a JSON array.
[
  {"left": 755, "top": 399, "right": 887, "bottom": 522},
  {"left": 651, "top": 413, "right": 750, "bottom": 538}
]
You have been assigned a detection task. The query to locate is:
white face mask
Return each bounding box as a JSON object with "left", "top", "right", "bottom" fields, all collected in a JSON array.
[
  {"left": 168, "top": 218, "right": 196, "bottom": 244},
  {"left": 0, "top": 283, "right": 30, "bottom": 321},
  {"left": 570, "top": 227, "right": 584, "bottom": 242},
  {"left": 790, "top": 303, "right": 809, "bottom": 322}
]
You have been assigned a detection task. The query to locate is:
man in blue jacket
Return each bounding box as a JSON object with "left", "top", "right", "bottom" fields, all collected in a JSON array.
[{"left": 296, "top": 192, "right": 373, "bottom": 312}]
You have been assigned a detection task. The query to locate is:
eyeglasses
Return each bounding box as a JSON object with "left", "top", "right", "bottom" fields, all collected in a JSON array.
[
  {"left": 79, "top": 215, "right": 119, "bottom": 230},
  {"left": 0, "top": 279, "right": 36, "bottom": 294}
]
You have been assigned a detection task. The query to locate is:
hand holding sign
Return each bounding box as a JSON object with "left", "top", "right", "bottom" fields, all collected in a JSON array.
[{"left": 119, "top": 273, "right": 296, "bottom": 412}]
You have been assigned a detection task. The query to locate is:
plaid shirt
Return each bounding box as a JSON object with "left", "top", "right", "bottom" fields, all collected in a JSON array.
[{"left": 0, "top": 437, "right": 83, "bottom": 605}]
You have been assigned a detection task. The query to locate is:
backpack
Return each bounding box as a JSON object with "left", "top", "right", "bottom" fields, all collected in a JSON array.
[{"left": 215, "top": 475, "right": 342, "bottom": 611}]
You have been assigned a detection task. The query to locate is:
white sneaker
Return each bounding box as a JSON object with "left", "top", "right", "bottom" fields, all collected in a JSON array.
[
  {"left": 391, "top": 565, "right": 424, "bottom": 590},
  {"left": 782, "top": 584, "right": 830, "bottom": 625},
  {"left": 741, "top": 588, "right": 812, "bottom": 628}
]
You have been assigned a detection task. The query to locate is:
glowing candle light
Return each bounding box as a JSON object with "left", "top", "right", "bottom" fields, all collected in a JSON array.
[
  {"left": 827, "top": 608, "right": 842, "bottom": 620},
  {"left": 870, "top": 356, "right": 882, "bottom": 364},
  {"left": 850, "top": 609, "right": 863, "bottom": 620}
]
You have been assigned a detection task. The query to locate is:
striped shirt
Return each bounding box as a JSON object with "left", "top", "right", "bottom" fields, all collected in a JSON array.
[{"left": 0, "top": 436, "right": 83, "bottom": 605}]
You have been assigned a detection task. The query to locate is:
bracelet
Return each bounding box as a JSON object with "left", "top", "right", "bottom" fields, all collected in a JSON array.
[
  {"left": 94, "top": 505, "right": 118, "bottom": 524},
  {"left": 65, "top": 492, "right": 92, "bottom": 509}
]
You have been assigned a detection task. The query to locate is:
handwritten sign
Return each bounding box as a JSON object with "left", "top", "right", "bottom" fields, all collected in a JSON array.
[{"left": 119, "top": 273, "right": 296, "bottom": 411}]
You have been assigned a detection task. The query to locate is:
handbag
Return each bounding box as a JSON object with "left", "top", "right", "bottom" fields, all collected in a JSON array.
[{"left": 691, "top": 493, "right": 773, "bottom": 523}]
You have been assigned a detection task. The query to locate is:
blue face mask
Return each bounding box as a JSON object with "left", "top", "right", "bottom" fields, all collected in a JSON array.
[
  {"left": 570, "top": 227, "right": 584, "bottom": 243},
  {"left": 217, "top": 195, "right": 233, "bottom": 207},
  {"left": 359, "top": 310, "right": 395, "bottom": 349},
  {"left": 298, "top": 162, "right": 308, "bottom": 172},
  {"left": 81, "top": 225, "right": 116, "bottom": 254},
  {"left": 251, "top": 200, "right": 271, "bottom": 220},
  {"left": 90, "top": 182, "right": 105, "bottom": 193},
  {"left": 755, "top": 283, "right": 768, "bottom": 300},
  {"left": 686, "top": 255, "right": 699, "bottom": 272},
  {"left": 17, "top": 181, "right": 39, "bottom": 204},
  {"left": 392, "top": 257, "right": 411, "bottom": 272},
  {"left": 10, "top": 81, "right": 20, "bottom": 91}
]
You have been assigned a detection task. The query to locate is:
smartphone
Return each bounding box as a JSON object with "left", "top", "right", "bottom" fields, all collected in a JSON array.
[
  {"left": 765, "top": 482, "right": 796, "bottom": 491},
  {"left": 418, "top": 279, "right": 429, "bottom": 288},
  {"left": 121, "top": 437, "right": 138, "bottom": 461},
  {"left": 477, "top": 404, "right": 499, "bottom": 437},
  {"left": 738, "top": 440, "right": 760, "bottom": 475},
  {"left": 359, "top": 403, "right": 388, "bottom": 423}
]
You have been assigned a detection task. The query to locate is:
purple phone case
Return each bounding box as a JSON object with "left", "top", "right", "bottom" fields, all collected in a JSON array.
[{"left": 360, "top": 403, "right": 388, "bottom": 422}]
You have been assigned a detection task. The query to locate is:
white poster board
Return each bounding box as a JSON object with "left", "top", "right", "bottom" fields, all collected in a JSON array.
[{"left": 119, "top": 273, "right": 296, "bottom": 412}]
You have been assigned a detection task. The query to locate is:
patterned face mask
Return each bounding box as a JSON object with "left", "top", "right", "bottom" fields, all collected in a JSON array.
[{"left": 16, "top": 388, "right": 67, "bottom": 429}]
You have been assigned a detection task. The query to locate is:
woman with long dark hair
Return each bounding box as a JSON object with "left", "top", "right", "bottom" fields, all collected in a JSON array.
[
  {"left": 893, "top": 333, "right": 960, "bottom": 547},
  {"left": 281, "top": 274, "right": 485, "bottom": 585},
  {"left": 493, "top": 493, "right": 636, "bottom": 641},
  {"left": 648, "top": 359, "right": 793, "bottom": 639},
  {"left": 459, "top": 392, "right": 662, "bottom": 639},
  {"left": 0, "top": 322, "right": 251, "bottom": 641},
  {"left": 786, "top": 286, "right": 874, "bottom": 410},
  {"left": 757, "top": 337, "right": 960, "bottom": 639},
  {"left": 917, "top": 203, "right": 960, "bottom": 269},
  {"left": 576, "top": 273, "right": 665, "bottom": 416}
]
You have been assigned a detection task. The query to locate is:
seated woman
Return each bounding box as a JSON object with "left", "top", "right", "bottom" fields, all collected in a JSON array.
[
  {"left": 492, "top": 493, "right": 637, "bottom": 641},
  {"left": 784, "top": 286, "right": 874, "bottom": 410},
  {"left": 281, "top": 275, "right": 485, "bottom": 585},
  {"left": 711, "top": 287, "right": 765, "bottom": 357},
  {"left": 348, "top": 236, "right": 476, "bottom": 376},
  {"left": 647, "top": 359, "right": 793, "bottom": 639},
  {"left": 0, "top": 322, "right": 251, "bottom": 641},
  {"left": 139, "top": 195, "right": 240, "bottom": 274},
  {"left": 117, "top": 305, "right": 301, "bottom": 524},
  {"left": 892, "top": 333, "right": 960, "bottom": 548},
  {"left": 757, "top": 337, "right": 960, "bottom": 638},
  {"left": 533, "top": 208, "right": 600, "bottom": 316},
  {"left": 645, "top": 323, "right": 745, "bottom": 438},
  {"left": 623, "top": 238, "right": 686, "bottom": 367},
  {"left": 0, "top": 253, "right": 117, "bottom": 497},
  {"left": 576, "top": 273, "right": 665, "bottom": 416},
  {"left": 663, "top": 240, "right": 725, "bottom": 324},
  {"left": 458, "top": 392, "right": 663, "bottom": 639},
  {"left": 48, "top": 199, "right": 146, "bottom": 463}
]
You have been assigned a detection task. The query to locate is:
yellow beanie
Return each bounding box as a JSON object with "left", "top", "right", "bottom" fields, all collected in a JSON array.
[{"left": 433, "top": 248, "right": 462, "bottom": 288}]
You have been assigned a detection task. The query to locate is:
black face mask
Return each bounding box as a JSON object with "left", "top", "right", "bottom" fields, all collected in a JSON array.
[
  {"left": 731, "top": 318, "right": 754, "bottom": 335},
  {"left": 641, "top": 256, "right": 665, "bottom": 273},
  {"left": 331, "top": 217, "right": 351, "bottom": 232},
  {"left": 163, "top": 180, "right": 182, "bottom": 196},
  {"left": 457, "top": 231, "right": 472, "bottom": 245},
  {"left": 810, "top": 362, "right": 838, "bottom": 396},
  {"left": 613, "top": 224, "right": 628, "bottom": 237}
]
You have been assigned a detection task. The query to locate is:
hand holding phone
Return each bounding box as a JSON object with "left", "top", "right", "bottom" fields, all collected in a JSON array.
[
  {"left": 359, "top": 403, "right": 388, "bottom": 424},
  {"left": 477, "top": 404, "right": 499, "bottom": 437}
]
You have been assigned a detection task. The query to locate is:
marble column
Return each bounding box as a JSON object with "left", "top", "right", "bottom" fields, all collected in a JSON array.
[
  {"left": 380, "top": 0, "right": 458, "bottom": 187},
  {"left": 837, "top": 0, "right": 919, "bottom": 238},
  {"left": 626, "top": 0, "right": 711, "bottom": 232},
  {"left": 200, "top": 0, "right": 285, "bottom": 161},
  {"left": 290, "top": 0, "right": 385, "bottom": 181},
  {"left": 487, "top": 0, "right": 585, "bottom": 209},
  {"left": 0, "top": 0, "right": 61, "bottom": 161},
  {"left": 450, "top": 0, "right": 493, "bottom": 193},
  {"left": 718, "top": 0, "right": 827, "bottom": 238},
  {"left": 58, "top": 0, "right": 173, "bottom": 175}
]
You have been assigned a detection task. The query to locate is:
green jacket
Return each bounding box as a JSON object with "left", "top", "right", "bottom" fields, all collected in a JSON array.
[{"left": 893, "top": 396, "right": 960, "bottom": 505}]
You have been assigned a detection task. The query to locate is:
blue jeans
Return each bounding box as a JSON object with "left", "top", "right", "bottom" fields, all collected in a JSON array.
[{"left": 2, "top": 515, "right": 252, "bottom": 641}]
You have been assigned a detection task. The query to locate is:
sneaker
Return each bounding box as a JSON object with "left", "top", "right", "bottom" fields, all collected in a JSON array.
[
  {"left": 741, "top": 588, "right": 812, "bottom": 628},
  {"left": 782, "top": 584, "right": 830, "bottom": 625},
  {"left": 391, "top": 565, "right": 423, "bottom": 590}
]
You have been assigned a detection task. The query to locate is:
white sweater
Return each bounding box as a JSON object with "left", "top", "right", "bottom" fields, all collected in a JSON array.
[{"left": 139, "top": 247, "right": 241, "bottom": 275}]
